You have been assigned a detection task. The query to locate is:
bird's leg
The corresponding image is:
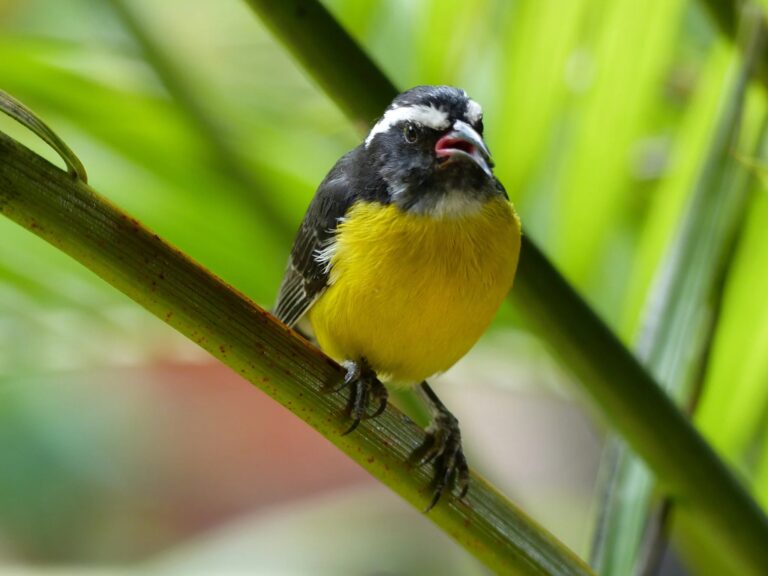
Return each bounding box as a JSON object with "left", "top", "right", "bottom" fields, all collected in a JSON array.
[
  {"left": 337, "top": 358, "right": 388, "bottom": 435},
  {"left": 413, "top": 381, "right": 470, "bottom": 511}
]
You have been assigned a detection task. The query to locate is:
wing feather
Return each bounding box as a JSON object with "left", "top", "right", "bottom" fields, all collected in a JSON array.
[{"left": 273, "top": 151, "right": 359, "bottom": 327}]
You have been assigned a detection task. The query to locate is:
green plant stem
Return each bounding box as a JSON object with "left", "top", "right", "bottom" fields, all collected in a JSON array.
[
  {"left": 701, "top": 0, "right": 768, "bottom": 85},
  {"left": 243, "top": 0, "right": 396, "bottom": 131},
  {"left": 239, "top": 0, "right": 768, "bottom": 572},
  {"left": 704, "top": 0, "right": 740, "bottom": 39},
  {"left": 0, "top": 130, "right": 592, "bottom": 576},
  {"left": 514, "top": 240, "right": 768, "bottom": 576},
  {"left": 107, "top": 0, "right": 292, "bottom": 246},
  {"left": 0, "top": 89, "right": 87, "bottom": 182}
]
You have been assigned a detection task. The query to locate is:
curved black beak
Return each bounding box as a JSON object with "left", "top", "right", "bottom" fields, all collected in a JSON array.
[{"left": 435, "top": 120, "right": 493, "bottom": 177}]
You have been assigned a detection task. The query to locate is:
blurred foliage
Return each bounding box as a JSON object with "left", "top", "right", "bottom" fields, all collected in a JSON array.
[
  {"left": 1, "top": 0, "right": 768, "bottom": 573},
  {"left": 592, "top": 18, "right": 768, "bottom": 571}
]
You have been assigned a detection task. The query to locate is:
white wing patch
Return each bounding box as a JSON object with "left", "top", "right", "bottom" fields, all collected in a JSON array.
[
  {"left": 465, "top": 99, "right": 483, "bottom": 125},
  {"left": 365, "top": 104, "right": 450, "bottom": 147},
  {"left": 313, "top": 235, "right": 339, "bottom": 277}
]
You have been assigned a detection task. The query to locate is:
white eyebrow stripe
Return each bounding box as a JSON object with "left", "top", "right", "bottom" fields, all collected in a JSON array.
[
  {"left": 364, "top": 104, "right": 450, "bottom": 147},
  {"left": 465, "top": 99, "right": 483, "bottom": 124}
]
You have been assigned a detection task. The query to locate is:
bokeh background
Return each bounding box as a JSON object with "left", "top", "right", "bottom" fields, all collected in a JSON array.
[{"left": 1, "top": 0, "right": 767, "bottom": 574}]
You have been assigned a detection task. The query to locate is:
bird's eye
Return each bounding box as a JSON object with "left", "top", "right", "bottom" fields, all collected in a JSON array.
[{"left": 403, "top": 122, "right": 418, "bottom": 143}]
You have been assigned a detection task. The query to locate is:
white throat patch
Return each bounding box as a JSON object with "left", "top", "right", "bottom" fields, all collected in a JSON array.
[
  {"left": 365, "top": 104, "right": 450, "bottom": 147},
  {"left": 430, "top": 191, "right": 484, "bottom": 219}
]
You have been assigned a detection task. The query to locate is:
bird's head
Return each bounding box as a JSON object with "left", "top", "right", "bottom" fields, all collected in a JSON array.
[{"left": 362, "top": 85, "right": 501, "bottom": 217}]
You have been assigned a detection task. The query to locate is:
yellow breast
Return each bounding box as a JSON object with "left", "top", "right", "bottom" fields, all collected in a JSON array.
[{"left": 308, "top": 197, "right": 521, "bottom": 384}]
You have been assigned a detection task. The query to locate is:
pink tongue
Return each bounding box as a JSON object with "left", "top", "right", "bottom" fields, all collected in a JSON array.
[{"left": 435, "top": 136, "right": 475, "bottom": 157}]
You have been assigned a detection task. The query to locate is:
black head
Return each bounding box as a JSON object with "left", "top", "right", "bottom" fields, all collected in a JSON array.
[{"left": 362, "top": 86, "right": 501, "bottom": 217}]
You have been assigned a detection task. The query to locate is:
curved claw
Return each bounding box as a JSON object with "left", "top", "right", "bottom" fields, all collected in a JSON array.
[
  {"left": 342, "top": 417, "right": 362, "bottom": 436},
  {"left": 368, "top": 395, "right": 388, "bottom": 419},
  {"left": 425, "top": 487, "right": 443, "bottom": 512},
  {"left": 326, "top": 380, "right": 349, "bottom": 394},
  {"left": 364, "top": 387, "right": 389, "bottom": 420},
  {"left": 415, "top": 432, "right": 444, "bottom": 467}
]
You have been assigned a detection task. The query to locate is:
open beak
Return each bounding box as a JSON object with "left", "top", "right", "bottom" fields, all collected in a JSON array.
[{"left": 434, "top": 120, "right": 493, "bottom": 177}]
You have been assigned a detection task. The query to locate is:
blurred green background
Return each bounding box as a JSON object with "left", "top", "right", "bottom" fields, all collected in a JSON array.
[{"left": 1, "top": 0, "right": 767, "bottom": 574}]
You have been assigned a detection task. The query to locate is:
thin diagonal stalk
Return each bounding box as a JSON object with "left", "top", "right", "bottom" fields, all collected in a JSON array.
[
  {"left": 701, "top": 0, "right": 768, "bottom": 85},
  {"left": 0, "top": 129, "right": 592, "bottom": 576},
  {"left": 513, "top": 238, "right": 768, "bottom": 575},
  {"left": 108, "top": 0, "right": 292, "bottom": 245},
  {"left": 704, "top": 0, "right": 741, "bottom": 39},
  {"left": 591, "top": 10, "right": 768, "bottom": 573},
  {"left": 239, "top": 0, "right": 768, "bottom": 573},
  {"left": 243, "top": 0, "right": 396, "bottom": 130}
]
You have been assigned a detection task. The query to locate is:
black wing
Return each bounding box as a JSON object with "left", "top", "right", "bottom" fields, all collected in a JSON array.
[{"left": 273, "top": 151, "right": 359, "bottom": 327}]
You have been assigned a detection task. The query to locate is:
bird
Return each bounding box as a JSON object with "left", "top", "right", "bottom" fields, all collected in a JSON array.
[{"left": 274, "top": 85, "right": 521, "bottom": 510}]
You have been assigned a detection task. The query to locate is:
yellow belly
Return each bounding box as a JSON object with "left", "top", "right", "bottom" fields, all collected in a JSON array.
[{"left": 308, "top": 197, "right": 521, "bottom": 383}]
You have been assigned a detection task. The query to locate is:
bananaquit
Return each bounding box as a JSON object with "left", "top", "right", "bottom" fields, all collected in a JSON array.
[{"left": 274, "top": 86, "right": 521, "bottom": 508}]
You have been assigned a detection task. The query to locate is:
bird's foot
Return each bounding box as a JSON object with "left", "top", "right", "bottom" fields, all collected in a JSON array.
[
  {"left": 415, "top": 411, "right": 470, "bottom": 511},
  {"left": 334, "top": 359, "right": 388, "bottom": 435},
  {"left": 412, "top": 382, "right": 470, "bottom": 512}
]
